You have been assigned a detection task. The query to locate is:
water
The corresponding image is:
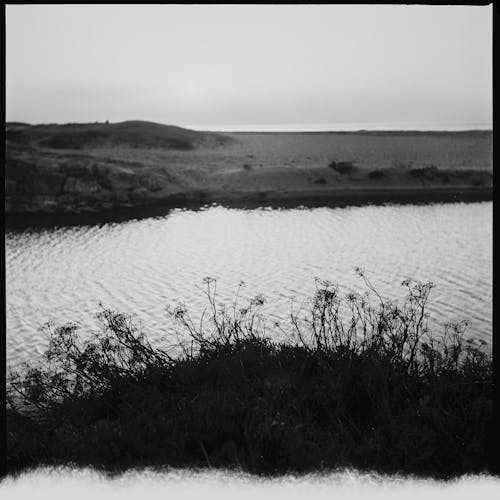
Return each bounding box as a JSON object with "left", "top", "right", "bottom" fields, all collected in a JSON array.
[
  {"left": 6, "top": 202, "right": 492, "bottom": 369},
  {"left": 188, "top": 121, "right": 493, "bottom": 132}
]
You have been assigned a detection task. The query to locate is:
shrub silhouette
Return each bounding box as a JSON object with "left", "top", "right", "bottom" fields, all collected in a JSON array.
[
  {"left": 368, "top": 170, "right": 386, "bottom": 180},
  {"left": 6, "top": 272, "right": 492, "bottom": 477},
  {"left": 328, "top": 161, "right": 357, "bottom": 175},
  {"left": 470, "top": 175, "right": 485, "bottom": 187},
  {"left": 409, "top": 165, "right": 439, "bottom": 181}
]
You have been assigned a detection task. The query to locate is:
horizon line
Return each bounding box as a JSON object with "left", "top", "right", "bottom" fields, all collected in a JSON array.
[{"left": 6, "top": 119, "right": 493, "bottom": 134}]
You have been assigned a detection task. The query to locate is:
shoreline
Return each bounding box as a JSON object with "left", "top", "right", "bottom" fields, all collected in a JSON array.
[
  {"left": 5, "top": 185, "right": 492, "bottom": 229},
  {"left": 6, "top": 123, "right": 492, "bottom": 228}
]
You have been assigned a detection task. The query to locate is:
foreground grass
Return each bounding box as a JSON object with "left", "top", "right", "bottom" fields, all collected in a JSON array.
[{"left": 6, "top": 272, "right": 492, "bottom": 478}]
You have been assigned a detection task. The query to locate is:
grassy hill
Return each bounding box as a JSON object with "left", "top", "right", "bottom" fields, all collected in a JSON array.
[{"left": 5, "top": 120, "right": 232, "bottom": 150}]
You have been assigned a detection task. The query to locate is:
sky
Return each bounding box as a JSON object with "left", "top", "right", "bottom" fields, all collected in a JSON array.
[{"left": 5, "top": 4, "right": 492, "bottom": 131}]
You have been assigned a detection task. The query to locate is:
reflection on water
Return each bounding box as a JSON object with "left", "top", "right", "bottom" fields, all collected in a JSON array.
[{"left": 6, "top": 202, "right": 492, "bottom": 368}]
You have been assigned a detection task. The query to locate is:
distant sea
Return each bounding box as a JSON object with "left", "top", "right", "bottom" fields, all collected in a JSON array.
[{"left": 188, "top": 121, "right": 492, "bottom": 132}]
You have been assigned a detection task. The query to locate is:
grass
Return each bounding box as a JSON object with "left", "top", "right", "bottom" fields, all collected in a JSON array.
[
  {"left": 6, "top": 120, "right": 232, "bottom": 151},
  {"left": 6, "top": 271, "right": 492, "bottom": 478}
]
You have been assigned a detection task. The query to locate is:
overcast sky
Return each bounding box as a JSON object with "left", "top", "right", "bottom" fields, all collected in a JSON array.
[{"left": 6, "top": 4, "right": 492, "bottom": 130}]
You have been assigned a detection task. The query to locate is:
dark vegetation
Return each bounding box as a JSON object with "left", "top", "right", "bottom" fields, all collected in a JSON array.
[
  {"left": 407, "top": 165, "right": 492, "bottom": 186},
  {"left": 6, "top": 272, "right": 492, "bottom": 478},
  {"left": 314, "top": 177, "right": 327, "bottom": 184},
  {"left": 5, "top": 120, "right": 232, "bottom": 150},
  {"left": 470, "top": 174, "right": 488, "bottom": 187},
  {"left": 328, "top": 160, "right": 358, "bottom": 175},
  {"left": 368, "top": 170, "right": 386, "bottom": 180},
  {"left": 409, "top": 165, "right": 441, "bottom": 181}
]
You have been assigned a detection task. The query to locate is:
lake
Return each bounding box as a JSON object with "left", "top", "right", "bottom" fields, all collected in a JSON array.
[{"left": 5, "top": 201, "right": 492, "bottom": 369}]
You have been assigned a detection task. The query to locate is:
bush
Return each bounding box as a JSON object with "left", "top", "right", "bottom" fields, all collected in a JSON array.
[
  {"left": 470, "top": 175, "right": 485, "bottom": 187},
  {"left": 314, "top": 177, "right": 327, "bottom": 184},
  {"left": 328, "top": 161, "right": 357, "bottom": 175},
  {"left": 368, "top": 170, "right": 386, "bottom": 180},
  {"left": 437, "top": 172, "right": 451, "bottom": 184},
  {"left": 6, "top": 273, "right": 492, "bottom": 477},
  {"left": 409, "top": 165, "right": 439, "bottom": 180}
]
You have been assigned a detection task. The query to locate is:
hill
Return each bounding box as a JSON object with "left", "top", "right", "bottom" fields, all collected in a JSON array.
[{"left": 5, "top": 120, "right": 232, "bottom": 150}]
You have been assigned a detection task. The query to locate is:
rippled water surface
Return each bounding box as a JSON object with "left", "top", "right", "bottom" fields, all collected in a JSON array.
[{"left": 6, "top": 202, "right": 492, "bottom": 368}]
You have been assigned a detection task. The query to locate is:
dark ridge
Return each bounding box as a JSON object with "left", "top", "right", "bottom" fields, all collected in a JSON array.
[
  {"left": 5, "top": 120, "right": 233, "bottom": 150},
  {"left": 5, "top": 122, "right": 32, "bottom": 127}
]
